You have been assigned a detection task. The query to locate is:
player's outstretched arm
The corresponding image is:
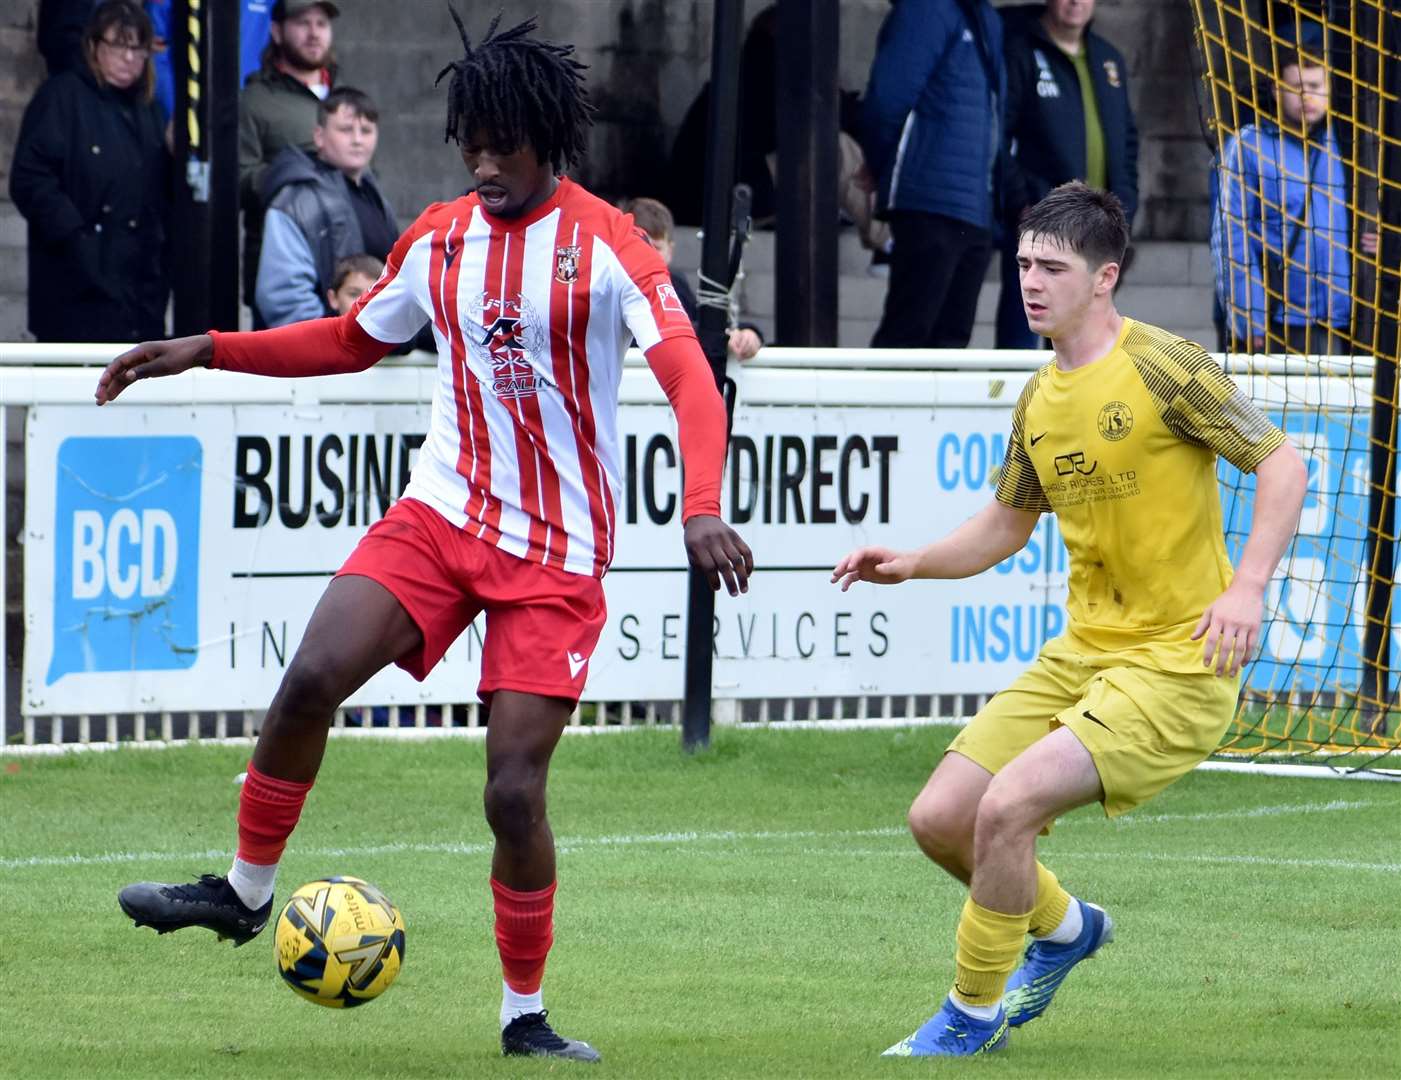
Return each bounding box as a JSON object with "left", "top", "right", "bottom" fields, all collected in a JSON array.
[
  {"left": 1193, "top": 440, "right": 1307, "bottom": 676},
  {"left": 831, "top": 500, "right": 1039, "bottom": 591},
  {"left": 96, "top": 317, "right": 394, "bottom": 407},
  {"left": 95, "top": 334, "right": 212, "bottom": 405}
]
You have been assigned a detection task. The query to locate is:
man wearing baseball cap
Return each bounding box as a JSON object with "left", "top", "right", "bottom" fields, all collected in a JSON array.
[{"left": 240, "top": 0, "right": 342, "bottom": 325}]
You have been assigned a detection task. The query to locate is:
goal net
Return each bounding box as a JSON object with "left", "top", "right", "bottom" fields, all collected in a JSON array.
[{"left": 1190, "top": 0, "right": 1401, "bottom": 775}]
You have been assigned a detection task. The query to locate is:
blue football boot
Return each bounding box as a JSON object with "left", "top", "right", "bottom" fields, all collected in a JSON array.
[
  {"left": 1003, "top": 899, "right": 1114, "bottom": 1027},
  {"left": 881, "top": 996, "right": 1009, "bottom": 1057}
]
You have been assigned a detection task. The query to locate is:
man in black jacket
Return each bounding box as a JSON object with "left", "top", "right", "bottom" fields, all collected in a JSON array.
[{"left": 996, "top": 0, "right": 1138, "bottom": 348}]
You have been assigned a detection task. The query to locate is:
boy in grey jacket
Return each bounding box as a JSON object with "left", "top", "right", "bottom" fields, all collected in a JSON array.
[{"left": 255, "top": 86, "right": 397, "bottom": 326}]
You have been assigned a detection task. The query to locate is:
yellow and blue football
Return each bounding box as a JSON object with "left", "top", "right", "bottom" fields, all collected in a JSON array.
[{"left": 274, "top": 876, "right": 406, "bottom": 1008}]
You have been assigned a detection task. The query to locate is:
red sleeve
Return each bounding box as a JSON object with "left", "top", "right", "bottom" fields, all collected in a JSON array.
[
  {"left": 644, "top": 335, "right": 725, "bottom": 521},
  {"left": 613, "top": 215, "right": 698, "bottom": 349},
  {"left": 209, "top": 314, "right": 392, "bottom": 377}
]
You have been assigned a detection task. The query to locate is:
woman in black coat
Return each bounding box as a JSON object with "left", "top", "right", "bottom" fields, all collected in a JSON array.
[{"left": 10, "top": 0, "right": 170, "bottom": 343}]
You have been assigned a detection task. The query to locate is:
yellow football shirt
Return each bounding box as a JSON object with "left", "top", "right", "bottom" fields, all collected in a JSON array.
[{"left": 994, "top": 318, "right": 1287, "bottom": 673}]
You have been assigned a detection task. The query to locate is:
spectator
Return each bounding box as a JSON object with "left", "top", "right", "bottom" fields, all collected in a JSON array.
[
  {"left": 11, "top": 0, "right": 170, "bottom": 343},
  {"left": 147, "top": 1, "right": 273, "bottom": 126},
  {"left": 997, "top": 0, "right": 1138, "bottom": 348},
  {"left": 623, "top": 197, "right": 763, "bottom": 361},
  {"left": 665, "top": 5, "right": 887, "bottom": 257},
  {"left": 666, "top": 5, "right": 781, "bottom": 226},
  {"left": 240, "top": 0, "right": 340, "bottom": 323},
  {"left": 324, "top": 254, "right": 383, "bottom": 317},
  {"left": 321, "top": 253, "right": 432, "bottom": 357},
  {"left": 255, "top": 86, "right": 397, "bottom": 327},
  {"left": 862, "top": 0, "right": 1005, "bottom": 349},
  {"left": 1212, "top": 45, "right": 1373, "bottom": 354}
]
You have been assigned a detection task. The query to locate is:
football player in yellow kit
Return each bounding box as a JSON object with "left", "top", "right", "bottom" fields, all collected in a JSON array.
[{"left": 832, "top": 181, "right": 1307, "bottom": 1057}]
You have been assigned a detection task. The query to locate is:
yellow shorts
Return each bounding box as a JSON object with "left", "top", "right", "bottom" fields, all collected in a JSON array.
[{"left": 947, "top": 638, "right": 1239, "bottom": 817}]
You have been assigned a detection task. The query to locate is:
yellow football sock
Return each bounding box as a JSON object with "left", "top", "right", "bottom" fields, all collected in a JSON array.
[
  {"left": 1028, "top": 862, "right": 1072, "bottom": 938},
  {"left": 953, "top": 896, "right": 1031, "bottom": 1007}
]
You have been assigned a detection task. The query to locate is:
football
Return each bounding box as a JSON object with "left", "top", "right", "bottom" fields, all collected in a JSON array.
[{"left": 274, "top": 876, "right": 406, "bottom": 1008}]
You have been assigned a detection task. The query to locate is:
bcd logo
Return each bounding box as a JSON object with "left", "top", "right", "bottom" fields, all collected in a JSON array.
[{"left": 47, "top": 437, "right": 202, "bottom": 684}]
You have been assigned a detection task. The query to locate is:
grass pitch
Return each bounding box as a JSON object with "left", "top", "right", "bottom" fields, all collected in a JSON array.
[{"left": 1, "top": 726, "right": 1397, "bottom": 1079}]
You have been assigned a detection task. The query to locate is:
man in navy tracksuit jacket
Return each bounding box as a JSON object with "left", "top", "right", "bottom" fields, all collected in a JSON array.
[
  {"left": 997, "top": 1, "right": 1138, "bottom": 348},
  {"left": 862, "top": 0, "right": 1005, "bottom": 349}
]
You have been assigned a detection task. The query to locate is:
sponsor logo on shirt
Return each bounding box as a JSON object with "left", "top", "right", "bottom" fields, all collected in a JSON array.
[
  {"left": 657, "top": 282, "right": 685, "bottom": 314},
  {"left": 1054, "top": 450, "right": 1099, "bottom": 477},
  {"left": 468, "top": 293, "right": 550, "bottom": 401}
]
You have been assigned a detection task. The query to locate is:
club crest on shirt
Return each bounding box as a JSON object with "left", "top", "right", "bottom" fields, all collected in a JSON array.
[
  {"left": 1097, "top": 400, "right": 1134, "bottom": 441},
  {"left": 554, "top": 244, "right": 581, "bottom": 284},
  {"left": 1103, "top": 59, "right": 1121, "bottom": 88},
  {"left": 466, "top": 292, "right": 549, "bottom": 401}
]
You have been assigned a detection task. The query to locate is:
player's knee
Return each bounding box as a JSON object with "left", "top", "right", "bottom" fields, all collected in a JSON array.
[
  {"left": 974, "top": 782, "right": 1035, "bottom": 841},
  {"left": 483, "top": 770, "right": 545, "bottom": 845},
  {"left": 907, "top": 791, "right": 970, "bottom": 853},
  {"left": 273, "top": 652, "right": 348, "bottom": 719}
]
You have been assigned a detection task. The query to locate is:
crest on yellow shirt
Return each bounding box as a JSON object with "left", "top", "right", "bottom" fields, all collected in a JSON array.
[
  {"left": 1098, "top": 400, "right": 1134, "bottom": 441},
  {"left": 1103, "top": 59, "right": 1122, "bottom": 89}
]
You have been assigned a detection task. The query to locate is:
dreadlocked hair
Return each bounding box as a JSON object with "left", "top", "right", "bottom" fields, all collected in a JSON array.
[{"left": 435, "top": 8, "right": 594, "bottom": 172}]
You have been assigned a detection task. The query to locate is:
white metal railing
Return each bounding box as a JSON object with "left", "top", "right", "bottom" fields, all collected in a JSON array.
[
  {"left": 0, "top": 341, "right": 1377, "bottom": 376},
  {"left": 8, "top": 694, "right": 996, "bottom": 750}
]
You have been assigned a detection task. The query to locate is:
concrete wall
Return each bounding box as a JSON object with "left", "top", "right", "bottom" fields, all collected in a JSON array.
[{"left": 0, "top": 0, "right": 1214, "bottom": 340}]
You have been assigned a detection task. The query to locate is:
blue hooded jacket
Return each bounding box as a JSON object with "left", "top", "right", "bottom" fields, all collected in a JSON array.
[
  {"left": 861, "top": 0, "right": 1005, "bottom": 230},
  {"left": 1211, "top": 120, "right": 1351, "bottom": 340}
]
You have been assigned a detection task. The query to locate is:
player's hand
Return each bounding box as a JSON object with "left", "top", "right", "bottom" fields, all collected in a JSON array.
[
  {"left": 684, "top": 515, "right": 754, "bottom": 596},
  {"left": 1191, "top": 580, "right": 1265, "bottom": 677},
  {"left": 726, "top": 328, "right": 762, "bottom": 361},
  {"left": 95, "top": 334, "right": 214, "bottom": 405},
  {"left": 830, "top": 546, "right": 916, "bottom": 591},
  {"left": 1361, "top": 230, "right": 1379, "bottom": 256}
]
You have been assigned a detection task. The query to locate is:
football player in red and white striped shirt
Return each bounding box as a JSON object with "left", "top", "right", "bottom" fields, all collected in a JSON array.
[{"left": 101, "top": 12, "right": 752, "bottom": 1062}]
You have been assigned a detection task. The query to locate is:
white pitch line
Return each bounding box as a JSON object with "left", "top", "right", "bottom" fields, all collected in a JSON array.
[
  {"left": 1096, "top": 797, "right": 1372, "bottom": 826},
  {"left": 1058, "top": 850, "right": 1401, "bottom": 874},
  {"left": 780, "top": 848, "right": 1399, "bottom": 874},
  {"left": 0, "top": 799, "right": 1380, "bottom": 872}
]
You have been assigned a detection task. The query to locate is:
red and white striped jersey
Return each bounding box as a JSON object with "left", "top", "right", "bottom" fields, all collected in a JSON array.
[{"left": 352, "top": 178, "right": 698, "bottom": 577}]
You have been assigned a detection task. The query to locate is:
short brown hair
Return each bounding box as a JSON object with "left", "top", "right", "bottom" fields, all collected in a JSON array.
[
  {"left": 330, "top": 254, "right": 384, "bottom": 292},
  {"left": 84, "top": 1, "right": 155, "bottom": 103},
  {"left": 318, "top": 86, "right": 379, "bottom": 126},
  {"left": 622, "top": 197, "right": 674, "bottom": 243},
  {"left": 1017, "top": 181, "right": 1129, "bottom": 270}
]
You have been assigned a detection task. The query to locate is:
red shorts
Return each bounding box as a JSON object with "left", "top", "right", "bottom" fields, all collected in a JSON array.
[{"left": 336, "top": 497, "right": 606, "bottom": 703}]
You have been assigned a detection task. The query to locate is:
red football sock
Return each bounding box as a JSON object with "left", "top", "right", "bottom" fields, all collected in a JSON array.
[
  {"left": 492, "top": 878, "right": 556, "bottom": 994},
  {"left": 235, "top": 764, "right": 313, "bottom": 865}
]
